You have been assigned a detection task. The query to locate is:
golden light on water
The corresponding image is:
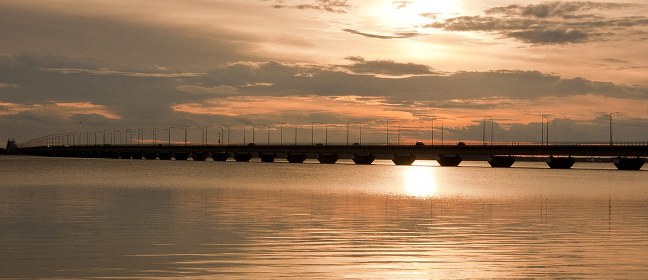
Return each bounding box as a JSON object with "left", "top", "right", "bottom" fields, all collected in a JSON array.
[{"left": 402, "top": 166, "right": 438, "bottom": 197}]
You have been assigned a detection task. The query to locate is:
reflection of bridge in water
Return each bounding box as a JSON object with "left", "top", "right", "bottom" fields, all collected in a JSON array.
[{"left": 12, "top": 139, "right": 648, "bottom": 170}]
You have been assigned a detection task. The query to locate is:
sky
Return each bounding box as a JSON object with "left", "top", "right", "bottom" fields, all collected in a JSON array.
[{"left": 1, "top": 0, "right": 648, "bottom": 145}]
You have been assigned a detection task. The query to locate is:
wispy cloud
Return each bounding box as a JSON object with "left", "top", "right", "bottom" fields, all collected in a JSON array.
[
  {"left": 44, "top": 68, "right": 205, "bottom": 78},
  {"left": 339, "top": 56, "right": 436, "bottom": 76},
  {"left": 266, "top": 0, "right": 350, "bottom": 13},
  {"left": 426, "top": 1, "right": 648, "bottom": 44},
  {"left": 342, "top": 28, "right": 419, "bottom": 39}
]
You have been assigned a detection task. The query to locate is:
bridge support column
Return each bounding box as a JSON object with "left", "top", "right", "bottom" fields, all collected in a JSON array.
[
  {"left": 546, "top": 156, "right": 575, "bottom": 169},
  {"left": 488, "top": 156, "right": 515, "bottom": 168},
  {"left": 613, "top": 157, "right": 644, "bottom": 170},
  {"left": 100, "top": 151, "right": 120, "bottom": 159},
  {"left": 212, "top": 152, "right": 229, "bottom": 161},
  {"left": 233, "top": 152, "right": 252, "bottom": 162},
  {"left": 131, "top": 152, "right": 143, "bottom": 160},
  {"left": 174, "top": 151, "right": 190, "bottom": 160},
  {"left": 158, "top": 151, "right": 173, "bottom": 160},
  {"left": 353, "top": 154, "right": 375, "bottom": 165},
  {"left": 392, "top": 154, "right": 416, "bottom": 165},
  {"left": 260, "top": 153, "right": 277, "bottom": 163},
  {"left": 318, "top": 153, "right": 339, "bottom": 164},
  {"left": 287, "top": 153, "right": 307, "bottom": 163},
  {"left": 437, "top": 155, "right": 462, "bottom": 167},
  {"left": 191, "top": 152, "right": 210, "bottom": 161},
  {"left": 143, "top": 151, "right": 157, "bottom": 160}
]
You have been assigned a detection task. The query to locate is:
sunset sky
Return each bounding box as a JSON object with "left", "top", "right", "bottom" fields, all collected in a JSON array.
[{"left": 1, "top": 0, "right": 647, "bottom": 144}]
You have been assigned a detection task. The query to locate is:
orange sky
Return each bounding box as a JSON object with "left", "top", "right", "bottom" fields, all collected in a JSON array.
[{"left": 0, "top": 0, "right": 647, "bottom": 143}]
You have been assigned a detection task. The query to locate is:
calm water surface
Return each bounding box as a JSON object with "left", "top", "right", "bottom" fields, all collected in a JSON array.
[{"left": 1, "top": 156, "right": 648, "bottom": 279}]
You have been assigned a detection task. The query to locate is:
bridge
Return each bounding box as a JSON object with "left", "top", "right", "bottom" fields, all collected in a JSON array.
[{"left": 11, "top": 138, "right": 648, "bottom": 170}]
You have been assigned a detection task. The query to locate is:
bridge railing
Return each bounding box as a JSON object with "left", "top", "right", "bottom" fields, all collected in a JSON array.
[{"left": 16, "top": 131, "right": 648, "bottom": 149}]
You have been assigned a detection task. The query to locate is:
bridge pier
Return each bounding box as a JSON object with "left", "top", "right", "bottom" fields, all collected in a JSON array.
[
  {"left": 318, "top": 153, "right": 339, "bottom": 164},
  {"left": 158, "top": 151, "right": 173, "bottom": 160},
  {"left": 119, "top": 151, "right": 133, "bottom": 159},
  {"left": 613, "top": 157, "right": 644, "bottom": 170},
  {"left": 143, "top": 151, "right": 157, "bottom": 160},
  {"left": 174, "top": 151, "right": 190, "bottom": 160},
  {"left": 546, "top": 156, "right": 575, "bottom": 169},
  {"left": 286, "top": 153, "right": 307, "bottom": 163},
  {"left": 488, "top": 155, "right": 515, "bottom": 168},
  {"left": 233, "top": 152, "right": 252, "bottom": 162},
  {"left": 212, "top": 152, "right": 229, "bottom": 161},
  {"left": 191, "top": 152, "right": 210, "bottom": 161},
  {"left": 437, "top": 155, "right": 463, "bottom": 167},
  {"left": 259, "top": 153, "right": 277, "bottom": 163},
  {"left": 353, "top": 153, "right": 375, "bottom": 165},
  {"left": 392, "top": 154, "right": 416, "bottom": 165},
  {"left": 100, "top": 151, "right": 120, "bottom": 159}
]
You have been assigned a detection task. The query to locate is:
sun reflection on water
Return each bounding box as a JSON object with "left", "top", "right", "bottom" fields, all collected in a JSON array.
[{"left": 401, "top": 166, "right": 438, "bottom": 197}]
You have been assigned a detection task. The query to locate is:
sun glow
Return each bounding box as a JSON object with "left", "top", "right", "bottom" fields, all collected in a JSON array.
[
  {"left": 372, "top": 0, "right": 461, "bottom": 29},
  {"left": 402, "top": 166, "right": 438, "bottom": 197}
]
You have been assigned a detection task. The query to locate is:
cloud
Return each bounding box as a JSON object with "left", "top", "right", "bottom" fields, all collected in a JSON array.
[
  {"left": 426, "top": 1, "right": 648, "bottom": 44},
  {"left": 1, "top": 52, "right": 648, "bottom": 143},
  {"left": 267, "top": 0, "right": 350, "bottom": 13},
  {"left": 0, "top": 3, "right": 264, "bottom": 71},
  {"left": 392, "top": 1, "right": 413, "bottom": 9},
  {"left": 342, "top": 28, "right": 419, "bottom": 39},
  {"left": 340, "top": 56, "right": 436, "bottom": 76}
]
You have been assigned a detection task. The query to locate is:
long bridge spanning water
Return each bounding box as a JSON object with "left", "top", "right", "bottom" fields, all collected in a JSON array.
[{"left": 12, "top": 139, "right": 648, "bottom": 170}]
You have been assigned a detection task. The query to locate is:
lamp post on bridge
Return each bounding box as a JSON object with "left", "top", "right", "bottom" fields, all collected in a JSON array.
[
  {"left": 152, "top": 128, "right": 159, "bottom": 146},
  {"left": 166, "top": 127, "right": 174, "bottom": 146},
  {"left": 430, "top": 118, "right": 437, "bottom": 146},
  {"left": 353, "top": 121, "right": 364, "bottom": 145},
  {"left": 264, "top": 125, "right": 270, "bottom": 145},
  {"left": 311, "top": 122, "right": 321, "bottom": 146},
  {"left": 346, "top": 121, "right": 350, "bottom": 146},
  {"left": 252, "top": 124, "right": 263, "bottom": 145},
  {"left": 183, "top": 126, "right": 191, "bottom": 146},
  {"left": 441, "top": 121, "right": 444, "bottom": 145},
  {"left": 541, "top": 114, "right": 550, "bottom": 145},
  {"left": 280, "top": 123, "right": 287, "bottom": 146},
  {"left": 386, "top": 120, "right": 399, "bottom": 145},
  {"left": 482, "top": 116, "right": 492, "bottom": 145},
  {"left": 608, "top": 112, "right": 620, "bottom": 146},
  {"left": 225, "top": 125, "right": 233, "bottom": 146},
  {"left": 126, "top": 129, "right": 132, "bottom": 145}
]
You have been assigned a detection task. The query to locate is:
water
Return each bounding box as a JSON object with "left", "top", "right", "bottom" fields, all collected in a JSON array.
[{"left": 1, "top": 156, "right": 648, "bottom": 279}]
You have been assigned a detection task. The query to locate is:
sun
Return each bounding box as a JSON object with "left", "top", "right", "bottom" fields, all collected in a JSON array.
[
  {"left": 402, "top": 166, "right": 438, "bottom": 198},
  {"left": 371, "top": 0, "right": 461, "bottom": 29}
]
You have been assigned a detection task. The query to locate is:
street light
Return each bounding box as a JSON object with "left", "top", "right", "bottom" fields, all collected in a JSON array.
[
  {"left": 152, "top": 128, "right": 158, "bottom": 146},
  {"left": 490, "top": 119, "right": 495, "bottom": 144},
  {"left": 346, "top": 121, "right": 350, "bottom": 146},
  {"left": 263, "top": 124, "right": 270, "bottom": 145},
  {"left": 183, "top": 126, "right": 192, "bottom": 146},
  {"left": 430, "top": 118, "right": 437, "bottom": 146},
  {"left": 353, "top": 121, "right": 364, "bottom": 145},
  {"left": 311, "top": 122, "right": 321, "bottom": 145},
  {"left": 252, "top": 124, "right": 263, "bottom": 145},
  {"left": 280, "top": 123, "right": 287, "bottom": 146},
  {"left": 441, "top": 121, "right": 445, "bottom": 145},
  {"left": 608, "top": 112, "right": 620, "bottom": 146},
  {"left": 225, "top": 125, "right": 233, "bottom": 146},
  {"left": 126, "top": 129, "right": 132, "bottom": 145},
  {"left": 386, "top": 120, "right": 399, "bottom": 145},
  {"left": 167, "top": 127, "right": 174, "bottom": 146},
  {"left": 542, "top": 114, "right": 550, "bottom": 145},
  {"left": 482, "top": 116, "right": 492, "bottom": 145}
]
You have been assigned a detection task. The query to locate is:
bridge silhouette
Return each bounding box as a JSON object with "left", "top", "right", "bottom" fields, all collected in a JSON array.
[{"left": 12, "top": 137, "right": 648, "bottom": 170}]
